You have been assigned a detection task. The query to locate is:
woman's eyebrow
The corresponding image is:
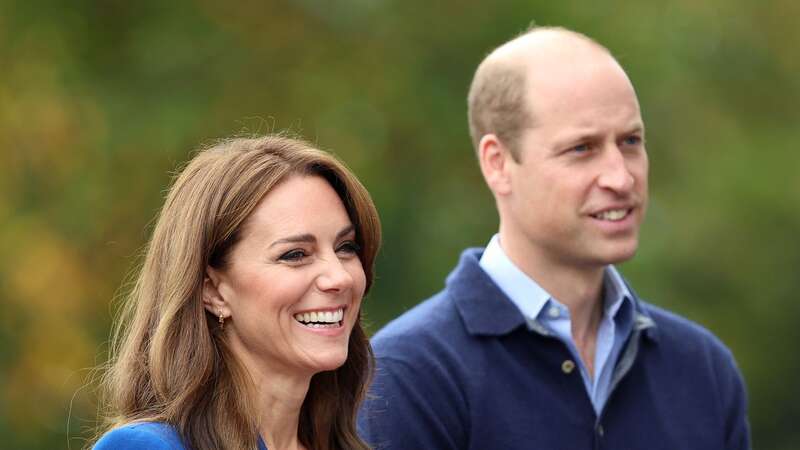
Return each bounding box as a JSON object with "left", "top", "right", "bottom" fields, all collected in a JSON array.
[
  {"left": 336, "top": 225, "right": 356, "bottom": 240},
  {"left": 269, "top": 233, "right": 315, "bottom": 248},
  {"left": 268, "top": 225, "right": 354, "bottom": 248}
]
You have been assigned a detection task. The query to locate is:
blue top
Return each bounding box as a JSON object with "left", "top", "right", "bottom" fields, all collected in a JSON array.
[
  {"left": 358, "top": 247, "right": 750, "bottom": 450},
  {"left": 93, "top": 422, "right": 268, "bottom": 450},
  {"left": 479, "top": 234, "right": 634, "bottom": 413}
]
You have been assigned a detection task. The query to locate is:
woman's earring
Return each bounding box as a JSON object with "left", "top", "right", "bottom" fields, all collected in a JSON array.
[{"left": 219, "top": 312, "right": 225, "bottom": 330}]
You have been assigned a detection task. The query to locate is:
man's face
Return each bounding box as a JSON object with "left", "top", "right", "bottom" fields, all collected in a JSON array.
[{"left": 504, "top": 55, "right": 648, "bottom": 270}]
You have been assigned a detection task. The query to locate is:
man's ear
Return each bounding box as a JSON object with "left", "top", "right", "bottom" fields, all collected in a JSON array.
[
  {"left": 202, "top": 267, "right": 230, "bottom": 317},
  {"left": 478, "top": 134, "right": 513, "bottom": 196}
]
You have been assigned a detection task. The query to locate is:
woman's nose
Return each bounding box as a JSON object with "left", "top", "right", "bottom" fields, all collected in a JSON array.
[{"left": 315, "top": 257, "right": 354, "bottom": 293}]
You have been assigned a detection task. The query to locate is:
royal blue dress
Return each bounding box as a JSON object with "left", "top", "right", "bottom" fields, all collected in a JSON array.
[{"left": 93, "top": 422, "right": 268, "bottom": 449}]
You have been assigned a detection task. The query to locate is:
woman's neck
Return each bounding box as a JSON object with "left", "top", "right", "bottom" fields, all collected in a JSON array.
[
  {"left": 254, "top": 370, "right": 312, "bottom": 450},
  {"left": 231, "top": 341, "right": 313, "bottom": 450}
]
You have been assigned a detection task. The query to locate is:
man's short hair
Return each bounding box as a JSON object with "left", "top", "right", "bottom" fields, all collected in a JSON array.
[
  {"left": 467, "top": 60, "right": 530, "bottom": 161},
  {"left": 467, "top": 26, "right": 605, "bottom": 161}
]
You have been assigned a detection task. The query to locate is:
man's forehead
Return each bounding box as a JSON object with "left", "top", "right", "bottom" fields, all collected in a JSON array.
[
  {"left": 511, "top": 35, "right": 638, "bottom": 113},
  {"left": 488, "top": 28, "right": 608, "bottom": 66},
  {"left": 484, "top": 30, "right": 625, "bottom": 106}
]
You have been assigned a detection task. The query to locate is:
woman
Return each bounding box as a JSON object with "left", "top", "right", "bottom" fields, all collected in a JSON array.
[{"left": 92, "top": 135, "right": 381, "bottom": 450}]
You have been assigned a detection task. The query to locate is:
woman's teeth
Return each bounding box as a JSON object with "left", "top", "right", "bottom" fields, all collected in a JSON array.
[{"left": 293, "top": 308, "right": 344, "bottom": 328}]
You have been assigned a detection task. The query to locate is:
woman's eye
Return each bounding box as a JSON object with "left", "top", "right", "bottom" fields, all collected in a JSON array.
[
  {"left": 279, "top": 249, "right": 308, "bottom": 262},
  {"left": 336, "top": 241, "right": 361, "bottom": 255}
]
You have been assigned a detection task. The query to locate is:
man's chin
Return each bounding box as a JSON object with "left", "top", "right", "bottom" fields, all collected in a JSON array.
[{"left": 603, "top": 243, "right": 639, "bottom": 265}]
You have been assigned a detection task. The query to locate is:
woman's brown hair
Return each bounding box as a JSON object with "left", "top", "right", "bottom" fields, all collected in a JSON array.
[{"left": 95, "top": 135, "right": 381, "bottom": 450}]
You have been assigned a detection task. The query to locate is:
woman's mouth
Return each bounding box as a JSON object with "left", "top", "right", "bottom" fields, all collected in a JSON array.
[{"left": 293, "top": 307, "right": 344, "bottom": 328}]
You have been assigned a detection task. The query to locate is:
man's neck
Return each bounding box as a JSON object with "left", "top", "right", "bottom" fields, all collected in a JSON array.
[{"left": 498, "top": 229, "right": 606, "bottom": 376}]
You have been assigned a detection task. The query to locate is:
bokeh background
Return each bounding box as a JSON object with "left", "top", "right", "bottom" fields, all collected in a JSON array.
[{"left": 1, "top": 0, "right": 798, "bottom": 448}]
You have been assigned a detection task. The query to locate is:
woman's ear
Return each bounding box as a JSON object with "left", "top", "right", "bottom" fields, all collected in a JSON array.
[{"left": 202, "top": 267, "right": 230, "bottom": 317}]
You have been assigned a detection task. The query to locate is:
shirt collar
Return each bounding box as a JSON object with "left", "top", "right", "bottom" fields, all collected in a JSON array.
[
  {"left": 478, "top": 234, "right": 641, "bottom": 329},
  {"left": 479, "top": 234, "right": 552, "bottom": 322},
  {"left": 603, "top": 265, "right": 632, "bottom": 318},
  {"left": 449, "top": 246, "right": 658, "bottom": 339}
]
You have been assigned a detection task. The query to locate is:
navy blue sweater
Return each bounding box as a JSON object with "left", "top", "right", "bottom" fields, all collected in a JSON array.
[{"left": 358, "top": 248, "right": 750, "bottom": 450}]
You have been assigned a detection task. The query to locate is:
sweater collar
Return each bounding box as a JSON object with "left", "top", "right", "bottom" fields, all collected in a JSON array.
[
  {"left": 448, "top": 248, "right": 658, "bottom": 341},
  {"left": 448, "top": 248, "right": 528, "bottom": 336}
]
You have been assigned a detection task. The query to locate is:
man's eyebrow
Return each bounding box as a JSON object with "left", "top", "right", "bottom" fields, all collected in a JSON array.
[
  {"left": 562, "top": 122, "right": 645, "bottom": 141},
  {"left": 269, "top": 233, "right": 315, "bottom": 248},
  {"left": 551, "top": 131, "right": 600, "bottom": 150},
  {"left": 625, "top": 123, "right": 645, "bottom": 134}
]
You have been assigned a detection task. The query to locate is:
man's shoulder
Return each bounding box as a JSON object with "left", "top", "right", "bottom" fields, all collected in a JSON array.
[
  {"left": 93, "top": 422, "right": 185, "bottom": 450},
  {"left": 634, "top": 299, "right": 750, "bottom": 448},
  {"left": 639, "top": 300, "right": 736, "bottom": 362},
  {"left": 371, "top": 288, "right": 464, "bottom": 353},
  {"left": 371, "top": 246, "right": 521, "bottom": 352}
]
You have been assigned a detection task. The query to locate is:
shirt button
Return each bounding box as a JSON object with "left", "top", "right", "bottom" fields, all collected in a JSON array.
[
  {"left": 561, "top": 359, "right": 575, "bottom": 374},
  {"left": 547, "top": 306, "right": 560, "bottom": 318},
  {"left": 597, "top": 424, "right": 605, "bottom": 437}
]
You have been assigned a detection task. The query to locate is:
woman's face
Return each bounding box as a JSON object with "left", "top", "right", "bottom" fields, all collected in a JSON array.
[{"left": 208, "top": 174, "right": 366, "bottom": 378}]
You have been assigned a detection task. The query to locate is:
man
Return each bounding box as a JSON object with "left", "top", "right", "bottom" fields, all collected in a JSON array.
[{"left": 357, "top": 26, "right": 750, "bottom": 450}]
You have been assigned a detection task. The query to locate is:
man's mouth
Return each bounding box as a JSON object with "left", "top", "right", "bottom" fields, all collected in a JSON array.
[
  {"left": 293, "top": 308, "right": 344, "bottom": 329},
  {"left": 590, "top": 208, "right": 632, "bottom": 221}
]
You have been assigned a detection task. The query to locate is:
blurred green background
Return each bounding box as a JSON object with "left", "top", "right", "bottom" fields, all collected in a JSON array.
[{"left": 1, "top": 0, "right": 798, "bottom": 448}]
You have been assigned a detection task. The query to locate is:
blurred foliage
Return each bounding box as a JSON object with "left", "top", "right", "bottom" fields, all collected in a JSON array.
[{"left": 0, "top": 0, "right": 798, "bottom": 448}]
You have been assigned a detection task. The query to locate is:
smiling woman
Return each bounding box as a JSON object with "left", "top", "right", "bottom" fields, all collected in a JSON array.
[{"left": 91, "top": 135, "right": 381, "bottom": 450}]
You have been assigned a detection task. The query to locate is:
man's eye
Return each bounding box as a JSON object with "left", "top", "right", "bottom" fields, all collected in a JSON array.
[
  {"left": 279, "top": 249, "right": 307, "bottom": 262},
  {"left": 622, "top": 135, "right": 642, "bottom": 146},
  {"left": 572, "top": 143, "right": 590, "bottom": 153},
  {"left": 337, "top": 241, "right": 361, "bottom": 255}
]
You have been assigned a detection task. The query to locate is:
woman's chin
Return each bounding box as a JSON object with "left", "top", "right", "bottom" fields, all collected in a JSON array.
[{"left": 304, "top": 350, "right": 349, "bottom": 374}]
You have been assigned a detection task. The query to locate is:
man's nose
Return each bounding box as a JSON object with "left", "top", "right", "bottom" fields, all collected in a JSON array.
[
  {"left": 597, "top": 145, "right": 635, "bottom": 193},
  {"left": 316, "top": 256, "right": 354, "bottom": 293}
]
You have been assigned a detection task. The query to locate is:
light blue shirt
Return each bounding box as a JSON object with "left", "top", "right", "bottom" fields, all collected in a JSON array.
[{"left": 479, "top": 234, "right": 635, "bottom": 414}]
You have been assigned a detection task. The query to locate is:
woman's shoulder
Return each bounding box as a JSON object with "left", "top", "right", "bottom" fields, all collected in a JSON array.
[{"left": 93, "top": 421, "right": 186, "bottom": 450}]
